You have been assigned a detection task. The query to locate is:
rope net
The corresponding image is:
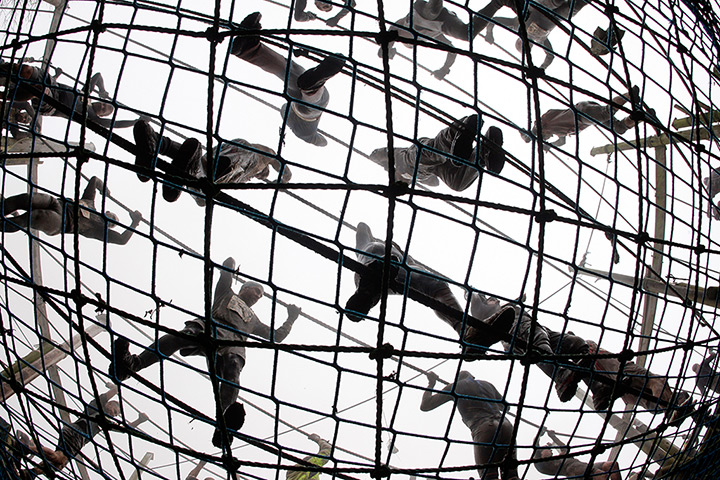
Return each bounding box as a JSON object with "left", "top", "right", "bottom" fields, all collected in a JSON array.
[{"left": 0, "top": 0, "right": 719, "bottom": 479}]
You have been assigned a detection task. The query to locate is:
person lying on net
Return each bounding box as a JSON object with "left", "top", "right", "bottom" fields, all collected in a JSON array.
[
  {"left": 132, "top": 120, "right": 291, "bottom": 203},
  {"left": 230, "top": 12, "right": 345, "bottom": 147},
  {"left": 1, "top": 176, "right": 143, "bottom": 245},
  {"left": 110, "top": 256, "right": 301, "bottom": 448},
  {"left": 521, "top": 88, "right": 642, "bottom": 150},
  {"left": 345, "top": 222, "right": 515, "bottom": 354},
  {"left": 468, "top": 292, "right": 591, "bottom": 404},
  {"left": 420, "top": 371, "right": 519, "bottom": 480},
  {"left": 368, "top": 113, "right": 505, "bottom": 192},
  {"left": 532, "top": 440, "right": 621, "bottom": 479},
  {"left": 381, "top": 0, "right": 485, "bottom": 79},
  {"left": 1, "top": 62, "right": 136, "bottom": 129},
  {"left": 478, "top": 0, "right": 589, "bottom": 70},
  {"left": 293, "top": 0, "right": 354, "bottom": 27}
]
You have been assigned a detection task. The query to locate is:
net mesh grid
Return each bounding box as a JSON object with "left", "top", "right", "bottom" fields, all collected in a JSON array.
[{"left": 0, "top": 0, "right": 719, "bottom": 479}]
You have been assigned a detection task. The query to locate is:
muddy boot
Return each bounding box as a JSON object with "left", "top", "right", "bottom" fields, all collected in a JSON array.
[
  {"left": 133, "top": 120, "right": 159, "bottom": 182},
  {"left": 230, "top": 12, "right": 262, "bottom": 57},
  {"left": 212, "top": 402, "right": 246, "bottom": 448},
  {"left": 296, "top": 55, "right": 345, "bottom": 94},
  {"left": 163, "top": 138, "right": 202, "bottom": 203},
  {"left": 109, "top": 338, "right": 142, "bottom": 383},
  {"left": 464, "top": 305, "right": 516, "bottom": 352},
  {"left": 479, "top": 126, "right": 505, "bottom": 174}
]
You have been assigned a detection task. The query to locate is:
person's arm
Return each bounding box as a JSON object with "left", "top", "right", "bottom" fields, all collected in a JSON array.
[
  {"left": 82, "top": 176, "right": 105, "bottom": 201},
  {"left": 539, "top": 39, "right": 555, "bottom": 70},
  {"left": 269, "top": 157, "right": 292, "bottom": 183},
  {"left": 88, "top": 72, "right": 109, "bottom": 98},
  {"left": 105, "top": 210, "right": 142, "bottom": 245},
  {"left": 326, "top": 0, "right": 354, "bottom": 26},
  {"left": 308, "top": 433, "right": 331, "bottom": 459},
  {"left": 431, "top": 34, "right": 456, "bottom": 79},
  {"left": 251, "top": 304, "right": 301, "bottom": 342},
  {"left": 294, "top": 0, "right": 317, "bottom": 21},
  {"left": 98, "top": 384, "right": 118, "bottom": 407},
  {"left": 186, "top": 461, "right": 207, "bottom": 480},
  {"left": 419, "top": 372, "right": 455, "bottom": 411},
  {"left": 87, "top": 109, "right": 138, "bottom": 129},
  {"left": 214, "top": 257, "right": 237, "bottom": 305}
]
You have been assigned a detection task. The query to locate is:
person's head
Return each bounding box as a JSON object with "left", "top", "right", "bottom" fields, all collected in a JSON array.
[
  {"left": 91, "top": 101, "right": 114, "bottom": 117},
  {"left": 314, "top": 0, "right": 333, "bottom": 11},
  {"left": 458, "top": 370, "right": 474, "bottom": 380},
  {"left": 692, "top": 363, "right": 700, "bottom": 373},
  {"left": 14, "top": 111, "right": 30, "bottom": 124},
  {"left": 257, "top": 165, "right": 270, "bottom": 180},
  {"left": 239, "top": 281, "right": 264, "bottom": 306},
  {"left": 104, "top": 400, "right": 121, "bottom": 417},
  {"left": 106, "top": 211, "right": 119, "bottom": 228}
]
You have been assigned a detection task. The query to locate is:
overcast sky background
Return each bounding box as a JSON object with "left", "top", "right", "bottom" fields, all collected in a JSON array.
[{"left": 1, "top": 0, "right": 720, "bottom": 479}]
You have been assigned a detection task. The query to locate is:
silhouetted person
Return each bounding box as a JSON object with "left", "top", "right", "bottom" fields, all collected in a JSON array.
[
  {"left": 1, "top": 176, "right": 142, "bottom": 244},
  {"left": 693, "top": 352, "right": 720, "bottom": 395},
  {"left": 368, "top": 114, "right": 505, "bottom": 191},
  {"left": 132, "top": 120, "right": 291, "bottom": 203},
  {"left": 420, "top": 371, "right": 519, "bottom": 480},
  {"left": 111, "top": 257, "right": 301, "bottom": 447},
  {"left": 293, "top": 0, "right": 354, "bottom": 26}
]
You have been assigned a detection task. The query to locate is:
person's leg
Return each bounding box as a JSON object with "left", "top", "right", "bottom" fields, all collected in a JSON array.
[
  {"left": 2, "top": 193, "right": 63, "bottom": 234},
  {"left": 473, "top": 0, "right": 515, "bottom": 36},
  {"left": 289, "top": 54, "right": 345, "bottom": 145},
  {"left": 109, "top": 331, "right": 199, "bottom": 382},
  {"left": 211, "top": 354, "right": 247, "bottom": 447},
  {"left": 471, "top": 418, "right": 511, "bottom": 480},
  {"left": 230, "top": 13, "right": 304, "bottom": 100},
  {"left": 437, "top": 9, "right": 473, "bottom": 41}
]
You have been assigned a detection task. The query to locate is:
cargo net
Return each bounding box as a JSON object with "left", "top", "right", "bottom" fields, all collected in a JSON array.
[{"left": 1, "top": 0, "right": 720, "bottom": 479}]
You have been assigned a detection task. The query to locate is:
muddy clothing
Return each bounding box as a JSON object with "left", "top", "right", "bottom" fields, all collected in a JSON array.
[
  {"left": 354, "top": 222, "right": 465, "bottom": 335},
  {"left": 532, "top": 448, "right": 606, "bottom": 478},
  {"left": 585, "top": 340, "right": 686, "bottom": 411},
  {"left": 534, "top": 101, "right": 630, "bottom": 142}
]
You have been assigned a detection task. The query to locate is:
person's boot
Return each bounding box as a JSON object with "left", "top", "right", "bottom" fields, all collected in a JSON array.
[
  {"left": 230, "top": 12, "right": 262, "bottom": 57},
  {"left": 479, "top": 126, "right": 505, "bottom": 174},
  {"left": 345, "top": 259, "right": 396, "bottom": 322},
  {"left": 163, "top": 138, "right": 201, "bottom": 203},
  {"left": 212, "top": 402, "right": 246, "bottom": 448},
  {"left": 464, "top": 305, "right": 516, "bottom": 353},
  {"left": 109, "top": 338, "right": 142, "bottom": 383},
  {"left": 296, "top": 55, "right": 346, "bottom": 94},
  {"left": 133, "top": 120, "right": 159, "bottom": 182},
  {"left": 450, "top": 114, "right": 480, "bottom": 161}
]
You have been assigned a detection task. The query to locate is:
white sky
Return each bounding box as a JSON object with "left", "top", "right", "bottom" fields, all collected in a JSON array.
[{"left": 1, "top": 0, "right": 720, "bottom": 479}]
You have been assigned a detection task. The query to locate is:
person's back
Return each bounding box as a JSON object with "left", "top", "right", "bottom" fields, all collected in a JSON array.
[{"left": 454, "top": 374, "right": 504, "bottom": 430}]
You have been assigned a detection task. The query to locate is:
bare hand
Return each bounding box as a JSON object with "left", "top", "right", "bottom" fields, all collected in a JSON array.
[
  {"left": 426, "top": 371, "right": 440, "bottom": 385},
  {"left": 308, "top": 433, "right": 322, "bottom": 442},
  {"left": 326, "top": 16, "right": 339, "bottom": 27}
]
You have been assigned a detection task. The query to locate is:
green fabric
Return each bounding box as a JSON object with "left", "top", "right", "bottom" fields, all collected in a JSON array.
[{"left": 286, "top": 445, "right": 330, "bottom": 480}]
